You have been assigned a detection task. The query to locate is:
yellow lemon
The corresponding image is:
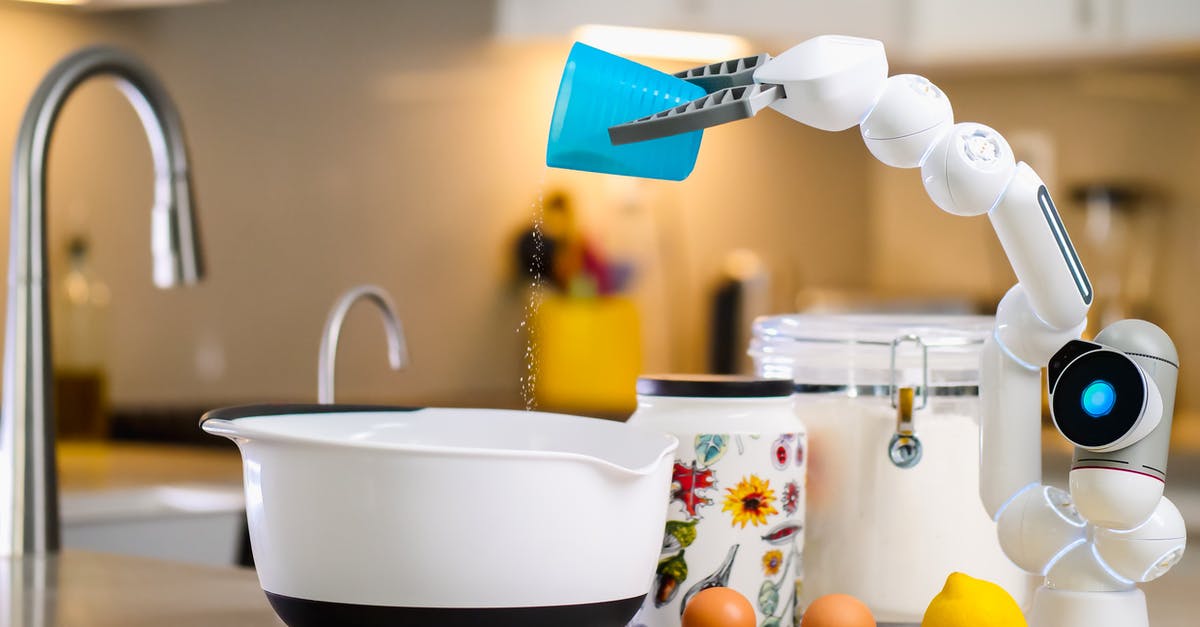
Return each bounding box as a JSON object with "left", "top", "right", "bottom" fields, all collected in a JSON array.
[{"left": 921, "top": 572, "right": 1027, "bottom": 627}]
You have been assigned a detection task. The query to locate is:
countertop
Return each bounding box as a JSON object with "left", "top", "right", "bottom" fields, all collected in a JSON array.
[
  {"left": 1, "top": 549, "right": 1196, "bottom": 627},
  {"left": 37, "top": 432, "right": 1200, "bottom": 625},
  {"left": 58, "top": 441, "right": 243, "bottom": 492},
  {"left": 2, "top": 551, "right": 280, "bottom": 627}
]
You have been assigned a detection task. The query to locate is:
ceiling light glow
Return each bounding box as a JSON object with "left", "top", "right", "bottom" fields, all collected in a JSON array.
[{"left": 571, "top": 24, "right": 752, "bottom": 62}]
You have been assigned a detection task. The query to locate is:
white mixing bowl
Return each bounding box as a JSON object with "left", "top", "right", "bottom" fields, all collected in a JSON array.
[{"left": 201, "top": 404, "right": 677, "bottom": 627}]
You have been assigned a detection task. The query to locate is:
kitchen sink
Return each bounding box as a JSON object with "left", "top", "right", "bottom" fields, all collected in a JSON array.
[{"left": 61, "top": 484, "right": 245, "bottom": 567}]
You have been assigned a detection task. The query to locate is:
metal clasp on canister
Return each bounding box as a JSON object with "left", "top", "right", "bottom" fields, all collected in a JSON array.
[{"left": 888, "top": 334, "right": 928, "bottom": 468}]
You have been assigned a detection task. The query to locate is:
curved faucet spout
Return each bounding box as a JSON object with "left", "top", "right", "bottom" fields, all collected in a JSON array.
[
  {"left": 13, "top": 46, "right": 204, "bottom": 289},
  {"left": 318, "top": 285, "right": 408, "bottom": 405},
  {"left": 1, "top": 46, "right": 204, "bottom": 557}
]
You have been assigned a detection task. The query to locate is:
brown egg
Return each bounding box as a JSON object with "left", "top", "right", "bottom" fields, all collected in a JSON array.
[
  {"left": 801, "top": 593, "right": 876, "bottom": 627},
  {"left": 681, "top": 587, "right": 756, "bottom": 627}
]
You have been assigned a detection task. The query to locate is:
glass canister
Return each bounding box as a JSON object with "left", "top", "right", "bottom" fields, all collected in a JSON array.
[
  {"left": 750, "top": 315, "right": 1033, "bottom": 624},
  {"left": 628, "top": 375, "right": 805, "bottom": 627}
]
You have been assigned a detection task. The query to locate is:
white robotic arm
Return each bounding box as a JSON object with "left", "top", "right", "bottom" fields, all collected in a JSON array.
[{"left": 606, "top": 35, "right": 1185, "bottom": 627}]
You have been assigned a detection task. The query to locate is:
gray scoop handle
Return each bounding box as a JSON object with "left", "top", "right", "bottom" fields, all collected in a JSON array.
[
  {"left": 674, "top": 53, "right": 771, "bottom": 92},
  {"left": 608, "top": 53, "right": 782, "bottom": 146},
  {"left": 608, "top": 83, "right": 784, "bottom": 145}
]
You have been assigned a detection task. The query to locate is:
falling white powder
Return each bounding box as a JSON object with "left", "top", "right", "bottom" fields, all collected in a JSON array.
[{"left": 518, "top": 186, "right": 546, "bottom": 410}]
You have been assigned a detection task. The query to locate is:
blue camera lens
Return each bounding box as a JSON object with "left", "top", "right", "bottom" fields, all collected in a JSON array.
[{"left": 1081, "top": 379, "right": 1116, "bottom": 418}]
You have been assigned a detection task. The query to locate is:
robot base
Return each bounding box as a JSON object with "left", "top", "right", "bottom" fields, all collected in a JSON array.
[{"left": 1027, "top": 586, "right": 1147, "bottom": 627}]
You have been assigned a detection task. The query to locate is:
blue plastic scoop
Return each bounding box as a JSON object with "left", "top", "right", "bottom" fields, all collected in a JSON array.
[{"left": 545, "top": 43, "right": 706, "bottom": 181}]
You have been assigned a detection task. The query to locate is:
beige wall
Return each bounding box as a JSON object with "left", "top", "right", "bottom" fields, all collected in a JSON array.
[{"left": 0, "top": 0, "right": 871, "bottom": 408}]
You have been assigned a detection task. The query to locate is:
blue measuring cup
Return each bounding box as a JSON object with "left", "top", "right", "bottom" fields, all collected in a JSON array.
[{"left": 546, "top": 43, "right": 705, "bottom": 181}]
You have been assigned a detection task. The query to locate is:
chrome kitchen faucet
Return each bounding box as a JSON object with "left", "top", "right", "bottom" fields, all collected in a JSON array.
[{"left": 1, "top": 47, "right": 204, "bottom": 556}]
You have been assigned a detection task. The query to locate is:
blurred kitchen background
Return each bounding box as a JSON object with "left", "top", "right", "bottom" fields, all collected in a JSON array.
[{"left": 0, "top": 0, "right": 1198, "bottom": 568}]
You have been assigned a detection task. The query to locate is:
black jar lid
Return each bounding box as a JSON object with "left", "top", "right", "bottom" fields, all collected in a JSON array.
[{"left": 636, "top": 375, "right": 794, "bottom": 398}]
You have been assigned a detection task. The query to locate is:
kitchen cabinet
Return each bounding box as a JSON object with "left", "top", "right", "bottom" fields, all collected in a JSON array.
[
  {"left": 649, "top": 0, "right": 905, "bottom": 46},
  {"left": 905, "top": 0, "right": 1119, "bottom": 63},
  {"left": 495, "top": 0, "right": 905, "bottom": 48},
  {"left": 496, "top": 0, "right": 682, "bottom": 37},
  {"left": 1117, "top": 0, "right": 1200, "bottom": 50},
  {"left": 497, "top": 0, "right": 1200, "bottom": 63},
  {"left": 909, "top": 0, "right": 1200, "bottom": 64}
]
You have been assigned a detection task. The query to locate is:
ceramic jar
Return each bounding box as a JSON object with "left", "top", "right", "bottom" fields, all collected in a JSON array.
[{"left": 628, "top": 375, "right": 804, "bottom": 627}]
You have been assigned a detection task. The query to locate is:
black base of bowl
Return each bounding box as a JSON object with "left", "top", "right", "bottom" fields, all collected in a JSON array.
[{"left": 265, "top": 591, "right": 646, "bottom": 627}]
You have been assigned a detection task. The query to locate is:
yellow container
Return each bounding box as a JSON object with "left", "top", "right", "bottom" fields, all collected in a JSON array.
[{"left": 533, "top": 295, "right": 642, "bottom": 414}]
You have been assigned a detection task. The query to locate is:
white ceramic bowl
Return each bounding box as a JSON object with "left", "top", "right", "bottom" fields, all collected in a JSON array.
[{"left": 201, "top": 405, "right": 677, "bottom": 627}]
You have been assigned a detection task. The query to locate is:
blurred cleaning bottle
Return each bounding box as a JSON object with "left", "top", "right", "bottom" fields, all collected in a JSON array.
[{"left": 53, "top": 236, "right": 111, "bottom": 440}]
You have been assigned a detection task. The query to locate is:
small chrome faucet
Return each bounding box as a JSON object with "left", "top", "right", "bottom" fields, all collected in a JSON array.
[
  {"left": 1, "top": 47, "right": 204, "bottom": 557},
  {"left": 318, "top": 285, "right": 407, "bottom": 405}
]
